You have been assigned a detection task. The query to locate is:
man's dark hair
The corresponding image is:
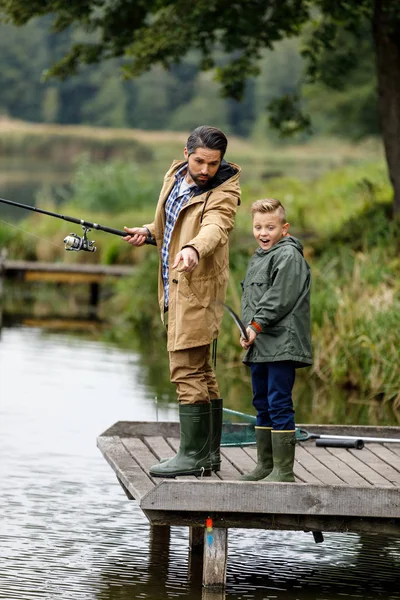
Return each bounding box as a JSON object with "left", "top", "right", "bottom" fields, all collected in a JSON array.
[{"left": 186, "top": 126, "right": 228, "bottom": 159}]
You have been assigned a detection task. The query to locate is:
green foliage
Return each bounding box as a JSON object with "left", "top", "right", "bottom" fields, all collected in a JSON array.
[
  {"left": 237, "top": 160, "right": 391, "bottom": 242},
  {"left": 311, "top": 248, "right": 400, "bottom": 408},
  {"left": 68, "top": 158, "right": 160, "bottom": 213},
  {"left": 0, "top": 1, "right": 386, "bottom": 144},
  {"left": 106, "top": 250, "right": 162, "bottom": 341},
  {"left": 268, "top": 93, "right": 312, "bottom": 137},
  {"left": 302, "top": 19, "right": 379, "bottom": 139},
  {"left": 317, "top": 200, "right": 400, "bottom": 255}
]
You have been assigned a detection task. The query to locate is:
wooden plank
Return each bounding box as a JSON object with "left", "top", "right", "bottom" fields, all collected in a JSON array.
[
  {"left": 216, "top": 455, "right": 243, "bottom": 480},
  {"left": 385, "top": 443, "right": 400, "bottom": 459},
  {"left": 142, "top": 480, "right": 400, "bottom": 518},
  {"left": 144, "top": 508, "right": 400, "bottom": 536},
  {"left": 295, "top": 445, "right": 346, "bottom": 485},
  {"left": 242, "top": 446, "right": 257, "bottom": 461},
  {"left": 367, "top": 444, "right": 400, "bottom": 476},
  {"left": 305, "top": 445, "right": 372, "bottom": 487},
  {"left": 4, "top": 260, "right": 134, "bottom": 276},
  {"left": 101, "top": 421, "right": 180, "bottom": 438},
  {"left": 100, "top": 421, "right": 400, "bottom": 441},
  {"left": 326, "top": 446, "right": 395, "bottom": 488},
  {"left": 293, "top": 460, "right": 324, "bottom": 484},
  {"left": 97, "top": 436, "right": 154, "bottom": 499},
  {"left": 144, "top": 435, "right": 175, "bottom": 461},
  {"left": 203, "top": 527, "right": 228, "bottom": 589},
  {"left": 121, "top": 437, "right": 159, "bottom": 474},
  {"left": 22, "top": 318, "right": 104, "bottom": 330},
  {"left": 220, "top": 446, "right": 256, "bottom": 474},
  {"left": 353, "top": 445, "right": 400, "bottom": 484},
  {"left": 25, "top": 271, "right": 106, "bottom": 283}
]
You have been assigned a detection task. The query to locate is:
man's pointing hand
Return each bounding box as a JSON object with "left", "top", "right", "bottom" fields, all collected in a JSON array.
[{"left": 172, "top": 247, "right": 199, "bottom": 273}]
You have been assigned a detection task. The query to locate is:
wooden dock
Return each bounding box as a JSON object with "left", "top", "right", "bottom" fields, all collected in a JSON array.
[
  {"left": 0, "top": 258, "right": 135, "bottom": 316},
  {"left": 0, "top": 259, "right": 135, "bottom": 283},
  {"left": 97, "top": 420, "right": 400, "bottom": 589}
]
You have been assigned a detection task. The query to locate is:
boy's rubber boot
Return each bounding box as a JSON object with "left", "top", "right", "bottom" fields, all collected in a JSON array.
[
  {"left": 263, "top": 430, "right": 296, "bottom": 482},
  {"left": 150, "top": 403, "right": 212, "bottom": 478},
  {"left": 240, "top": 427, "right": 273, "bottom": 480},
  {"left": 210, "top": 398, "right": 223, "bottom": 472}
]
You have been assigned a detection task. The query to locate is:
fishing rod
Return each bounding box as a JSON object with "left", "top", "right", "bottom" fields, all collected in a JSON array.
[
  {"left": 0, "top": 196, "right": 156, "bottom": 252},
  {"left": 1, "top": 195, "right": 252, "bottom": 339}
]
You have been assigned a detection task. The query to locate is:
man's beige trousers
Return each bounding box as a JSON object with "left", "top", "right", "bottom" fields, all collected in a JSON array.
[{"left": 169, "top": 344, "right": 220, "bottom": 404}]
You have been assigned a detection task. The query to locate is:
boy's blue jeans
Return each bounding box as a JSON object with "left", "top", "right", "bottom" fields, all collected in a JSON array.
[{"left": 250, "top": 361, "right": 296, "bottom": 430}]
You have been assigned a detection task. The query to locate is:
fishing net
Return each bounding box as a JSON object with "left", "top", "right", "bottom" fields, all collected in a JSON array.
[
  {"left": 221, "top": 408, "right": 303, "bottom": 446},
  {"left": 221, "top": 408, "right": 256, "bottom": 447}
]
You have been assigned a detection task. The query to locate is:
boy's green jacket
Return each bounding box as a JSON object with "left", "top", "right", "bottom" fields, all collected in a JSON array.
[{"left": 241, "top": 236, "right": 312, "bottom": 367}]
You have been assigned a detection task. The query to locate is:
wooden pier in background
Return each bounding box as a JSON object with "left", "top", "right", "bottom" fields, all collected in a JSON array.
[
  {"left": 0, "top": 257, "right": 135, "bottom": 314},
  {"left": 97, "top": 421, "right": 400, "bottom": 590}
]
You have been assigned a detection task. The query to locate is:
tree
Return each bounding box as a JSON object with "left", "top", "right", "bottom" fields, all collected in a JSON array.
[{"left": 1, "top": 0, "right": 400, "bottom": 214}]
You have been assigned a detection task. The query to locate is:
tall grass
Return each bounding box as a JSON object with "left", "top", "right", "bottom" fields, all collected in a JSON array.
[{"left": 311, "top": 248, "right": 400, "bottom": 412}]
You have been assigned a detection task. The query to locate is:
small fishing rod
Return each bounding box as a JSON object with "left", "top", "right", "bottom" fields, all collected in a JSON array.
[{"left": 0, "top": 196, "right": 156, "bottom": 252}]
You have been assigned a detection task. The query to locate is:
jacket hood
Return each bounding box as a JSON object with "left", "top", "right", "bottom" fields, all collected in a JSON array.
[{"left": 256, "top": 235, "right": 304, "bottom": 257}]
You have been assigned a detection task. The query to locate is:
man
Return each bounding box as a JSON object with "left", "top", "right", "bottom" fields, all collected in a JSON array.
[{"left": 123, "top": 125, "right": 241, "bottom": 477}]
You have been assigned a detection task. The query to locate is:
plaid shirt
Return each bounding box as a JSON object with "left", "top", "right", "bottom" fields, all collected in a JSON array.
[{"left": 162, "top": 164, "right": 198, "bottom": 308}]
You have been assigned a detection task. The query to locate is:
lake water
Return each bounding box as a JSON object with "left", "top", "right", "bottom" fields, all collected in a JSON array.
[{"left": 1, "top": 324, "right": 400, "bottom": 600}]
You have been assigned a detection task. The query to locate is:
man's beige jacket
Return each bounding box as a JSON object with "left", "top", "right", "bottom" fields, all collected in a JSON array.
[{"left": 144, "top": 159, "right": 241, "bottom": 351}]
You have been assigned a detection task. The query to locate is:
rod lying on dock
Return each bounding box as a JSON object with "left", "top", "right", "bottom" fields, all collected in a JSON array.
[
  {"left": 296, "top": 428, "right": 400, "bottom": 444},
  {"left": 0, "top": 195, "right": 157, "bottom": 251}
]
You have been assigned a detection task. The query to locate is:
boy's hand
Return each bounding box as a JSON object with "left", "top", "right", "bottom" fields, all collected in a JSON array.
[{"left": 240, "top": 327, "right": 257, "bottom": 349}]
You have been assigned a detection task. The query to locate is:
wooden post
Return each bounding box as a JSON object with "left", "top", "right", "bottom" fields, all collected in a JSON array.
[
  {"left": 89, "top": 281, "right": 99, "bottom": 316},
  {"left": 188, "top": 527, "right": 204, "bottom": 587},
  {"left": 0, "top": 248, "right": 6, "bottom": 331},
  {"left": 202, "top": 527, "right": 228, "bottom": 589},
  {"left": 148, "top": 525, "right": 170, "bottom": 581},
  {"left": 202, "top": 587, "right": 226, "bottom": 600},
  {"left": 0, "top": 247, "right": 7, "bottom": 303},
  {"left": 189, "top": 526, "right": 204, "bottom": 555}
]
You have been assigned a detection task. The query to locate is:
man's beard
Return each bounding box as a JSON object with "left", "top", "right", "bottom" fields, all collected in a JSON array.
[{"left": 188, "top": 168, "right": 213, "bottom": 188}]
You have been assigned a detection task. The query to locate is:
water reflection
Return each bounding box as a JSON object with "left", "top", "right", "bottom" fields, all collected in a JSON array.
[{"left": 0, "top": 325, "right": 400, "bottom": 600}]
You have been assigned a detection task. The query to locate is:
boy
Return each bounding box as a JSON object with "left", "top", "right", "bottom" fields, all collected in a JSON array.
[{"left": 240, "top": 198, "right": 312, "bottom": 482}]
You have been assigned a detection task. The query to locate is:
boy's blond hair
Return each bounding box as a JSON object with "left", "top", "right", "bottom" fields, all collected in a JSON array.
[{"left": 251, "top": 198, "right": 286, "bottom": 224}]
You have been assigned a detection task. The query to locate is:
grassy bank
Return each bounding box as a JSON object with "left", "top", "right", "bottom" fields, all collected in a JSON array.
[{"left": 0, "top": 116, "right": 383, "bottom": 183}]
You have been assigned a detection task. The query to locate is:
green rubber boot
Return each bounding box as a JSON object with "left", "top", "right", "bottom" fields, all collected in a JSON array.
[
  {"left": 158, "top": 399, "right": 222, "bottom": 471},
  {"left": 240, "top": 426, "right": 273, "bottom": 480},
  {"left": 210, "top": 398, "right": 223, "bottom": 472},
  {"left": 263, "top": 430, "right": 296, "bottom": 482},
  {"left": 150, "top": 403, "right": 211, "bottom": 478}
]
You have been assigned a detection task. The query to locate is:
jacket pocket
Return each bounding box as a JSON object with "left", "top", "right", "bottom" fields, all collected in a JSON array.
[{"left": 180, "top": 275, "right": 210, "bottom": 308}]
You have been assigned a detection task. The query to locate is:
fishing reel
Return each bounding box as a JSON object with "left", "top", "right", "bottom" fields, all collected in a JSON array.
[{"left": 64, "top": 226, "right": 96, "bottom": 252}]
